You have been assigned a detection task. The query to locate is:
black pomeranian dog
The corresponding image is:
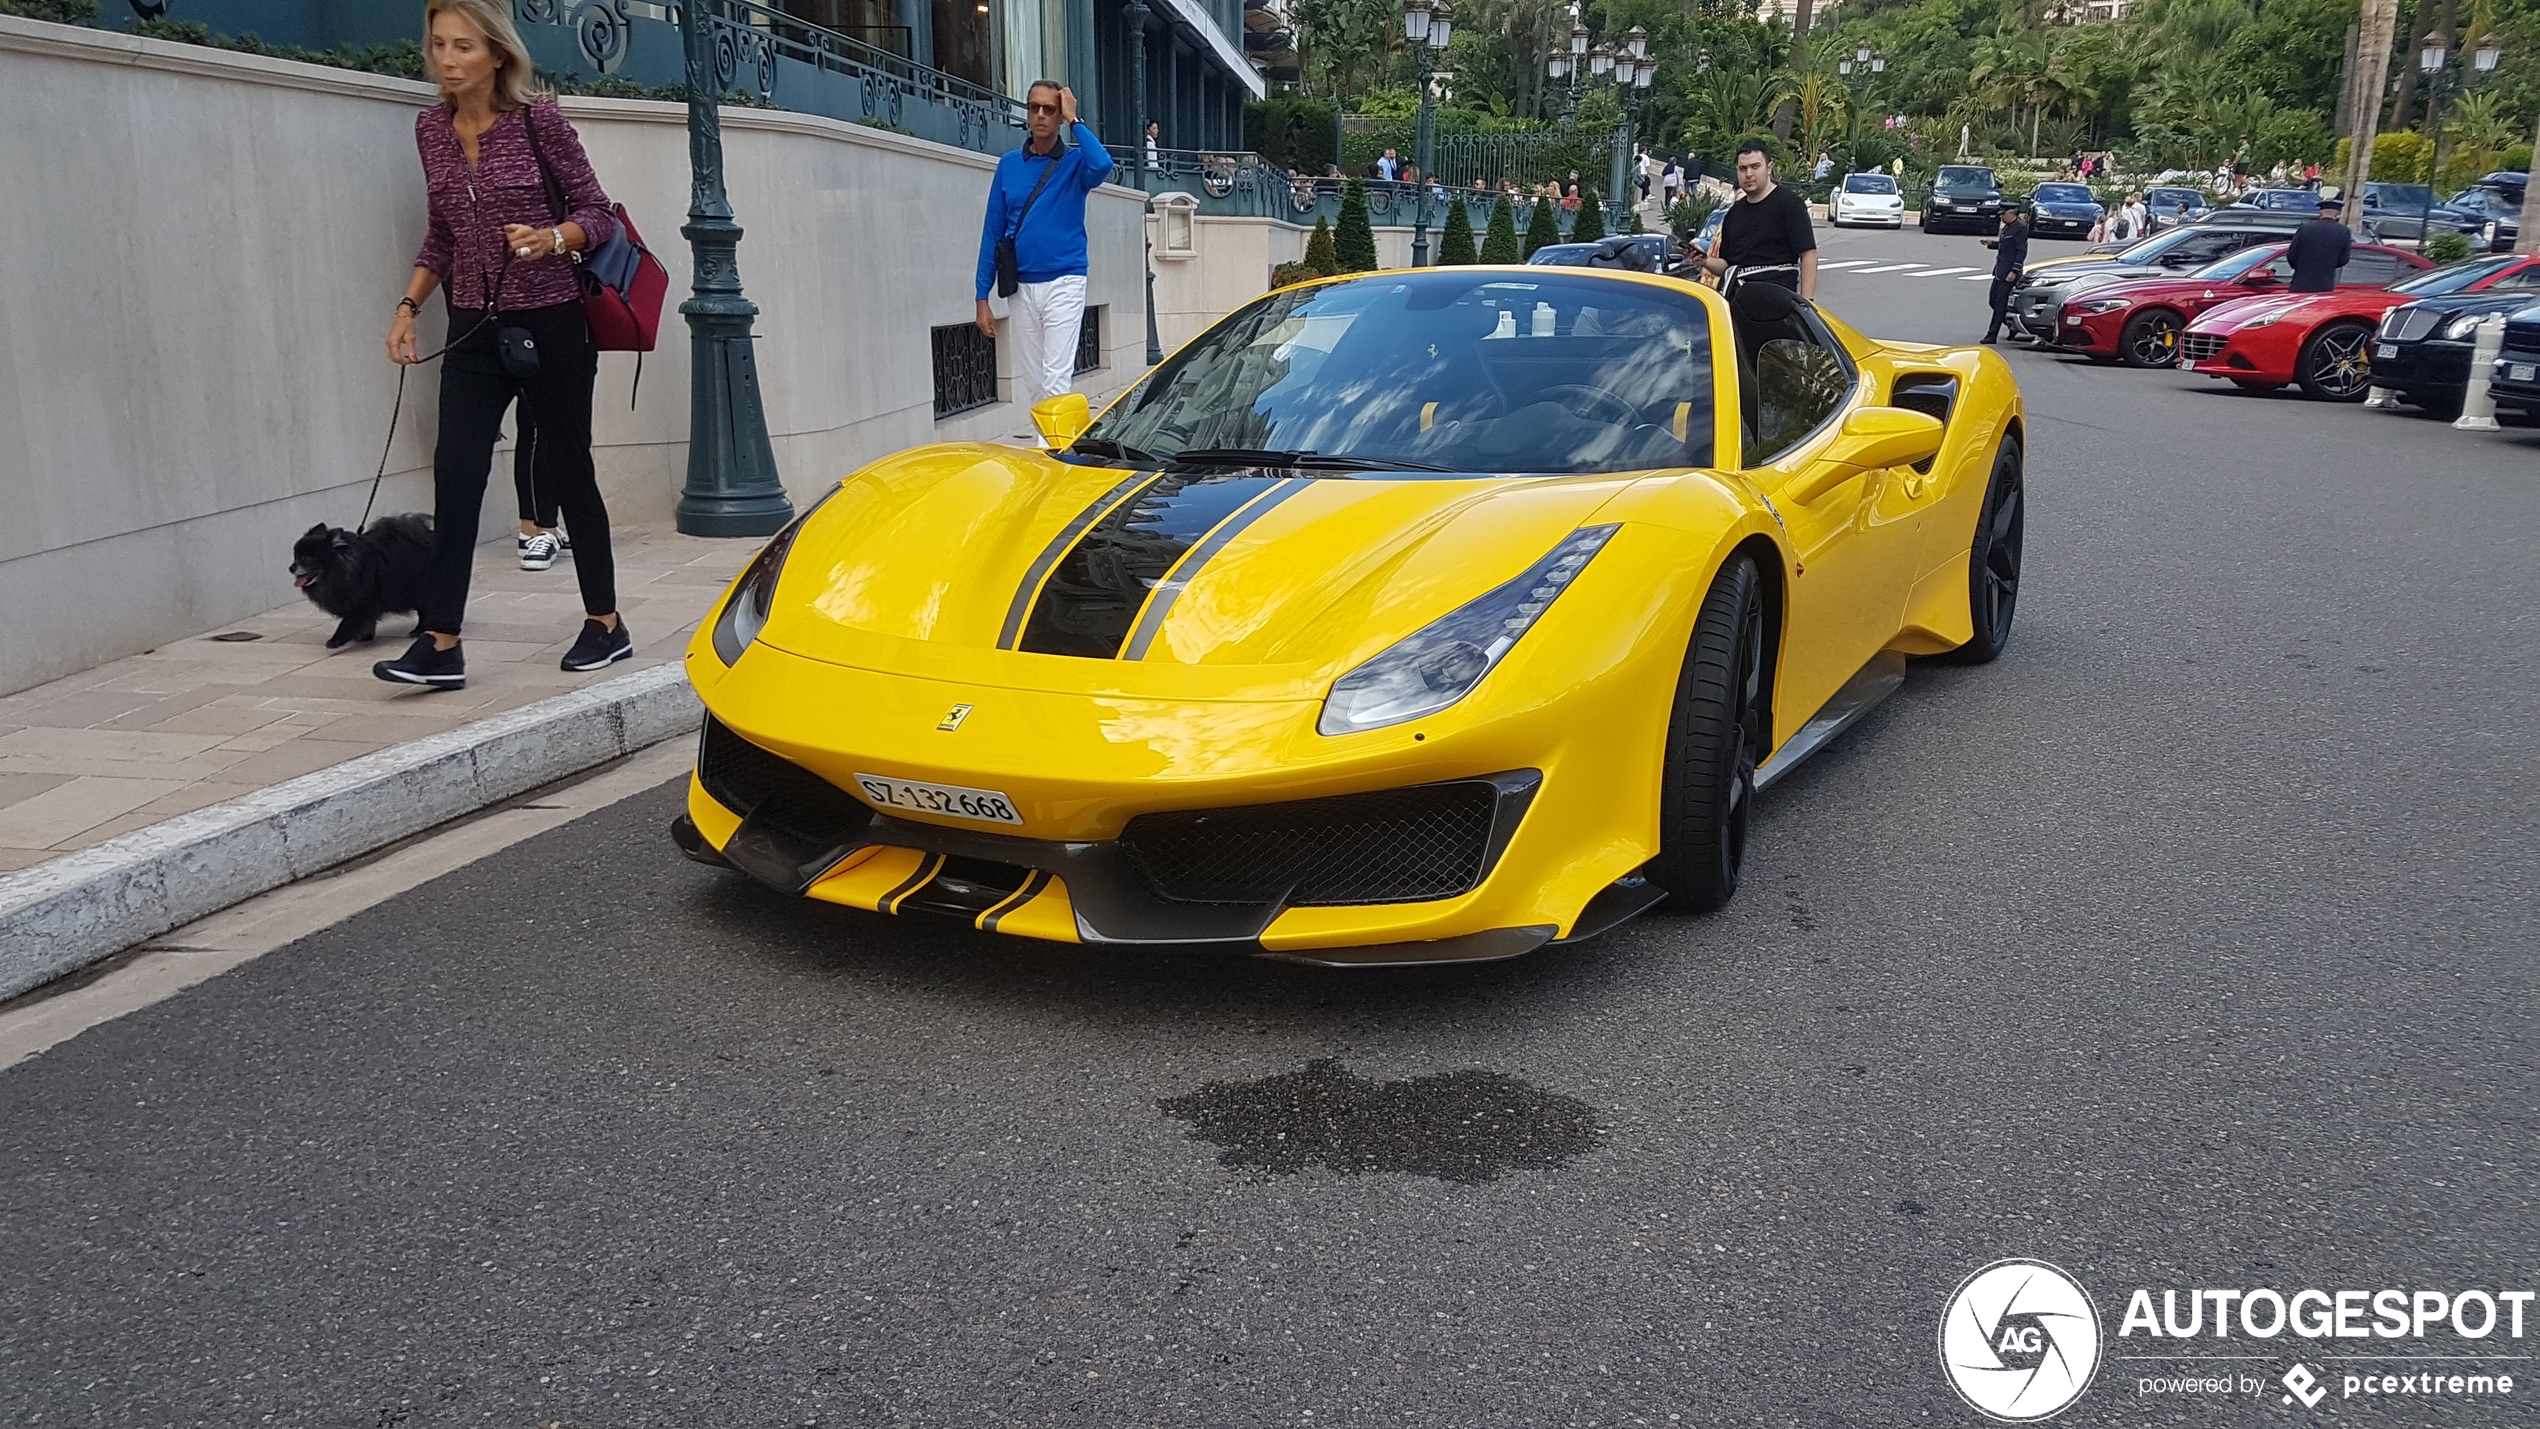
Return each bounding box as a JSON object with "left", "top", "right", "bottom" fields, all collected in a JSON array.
[{"left": 289, "top": 514, "right": 436, "bottom": 648}]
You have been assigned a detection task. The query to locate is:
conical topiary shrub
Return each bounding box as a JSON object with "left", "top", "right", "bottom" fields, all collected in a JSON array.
[
  {"left": 1436, "top": 195, "right": 1478, "bottom": 265},
  {"left": 1336, "top": 179, "right": 1379, "bottom": 272},
  {"left": 1480, "top": 194, "right": 1521, "bottom": 263},
  {"left": 1524, "top": 196, "right": 1560, "bottom": 257},
  {"left": 1628, "top": 205, "right": 1645, "bottom": 235},
  {"left": 1303, "top": 216, "right": 1338, "bottom": 276},
  {"left": 1571, "top": 190, "right": 1605, "bottom": 243}
]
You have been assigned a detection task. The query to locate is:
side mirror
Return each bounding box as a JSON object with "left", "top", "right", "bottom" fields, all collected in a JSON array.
[
  {"left": 1030, "top": 392, "right": 1091, "bottom": 450},
  {"left": 2239, "top": 270, "right": 2280, "bottom": 288},
  {"left": 1794, "top": 407, "right": 1945, "bottom": 499}
]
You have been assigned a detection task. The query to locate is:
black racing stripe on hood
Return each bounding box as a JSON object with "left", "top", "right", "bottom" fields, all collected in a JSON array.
[
  {"left": 1016, "top": 473, "right": 1290, "bottom": 659},
  {"left": 997, "top": 470, "right": 1163, "bottom": 650}
]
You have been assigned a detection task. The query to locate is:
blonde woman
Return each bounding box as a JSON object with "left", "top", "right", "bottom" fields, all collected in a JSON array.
[{"left": 379, "top": 0, "right": 626, "bottom": 690}]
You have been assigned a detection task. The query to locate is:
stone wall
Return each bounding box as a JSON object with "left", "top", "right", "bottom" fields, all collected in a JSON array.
[{"left": 0, "top": 15, "right": 1145, "bottom": 696}]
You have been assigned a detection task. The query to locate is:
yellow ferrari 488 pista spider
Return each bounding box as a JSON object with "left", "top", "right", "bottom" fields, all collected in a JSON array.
[{"left": 673, "top": 269, "right": 2025, "bottom": 966}]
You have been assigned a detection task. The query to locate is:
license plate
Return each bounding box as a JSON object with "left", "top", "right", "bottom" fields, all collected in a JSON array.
[
  {"left": 2514, "top": 364, "right": 2537, "bottom": 383},
  {"left": 2376, "top": 342, "right": 2398, "bottom": 359},
  {"left": 854, "top": 773, "right": 1022, "bottom": 825}
]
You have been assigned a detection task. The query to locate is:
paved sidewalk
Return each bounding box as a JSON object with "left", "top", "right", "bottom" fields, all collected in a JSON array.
[{"left": 0, "top": 525, "right": 751, "bottom": 873}]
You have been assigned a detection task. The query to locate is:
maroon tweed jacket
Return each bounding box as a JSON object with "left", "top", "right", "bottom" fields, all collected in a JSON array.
[{"left": 413, "top": 98, "right": 618, "bottom": 314}]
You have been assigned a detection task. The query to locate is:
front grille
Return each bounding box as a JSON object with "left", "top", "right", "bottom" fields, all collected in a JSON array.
[
  {"left": 696, "top": 717, "right": 873, "bottom": 845},
  {"left": 2383, "top": 307, "right": 2441, "bottom": 342},
  {"left": 1119, "top": 779, "right": 1508, "bottom": 907},
  {"left": 2180, "top": 333, "right": 2226, "bottom": 362}
]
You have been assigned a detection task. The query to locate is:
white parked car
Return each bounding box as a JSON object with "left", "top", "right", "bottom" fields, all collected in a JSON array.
[{"left": 1829, "top": 171, "right": 1906, "bottom": 228}]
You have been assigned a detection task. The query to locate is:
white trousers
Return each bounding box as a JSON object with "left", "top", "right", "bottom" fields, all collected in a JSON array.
[{"left": 1009, "top": 274, "right": 1088, "bottom": 411}]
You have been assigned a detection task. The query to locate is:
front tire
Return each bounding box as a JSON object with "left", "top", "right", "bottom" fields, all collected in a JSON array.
[
  {"left": 2119, "top": 309, "right": 2183, "bottom": 368},
  {"left": 1939, "top": 435, "right": 2024, "bottom": 665},
  {"left": 1649, "top": 555, "right": 1768, "bottom": 913},
  {"left": 2297, "top": 320, "right": 2375, "bottom": 401}
]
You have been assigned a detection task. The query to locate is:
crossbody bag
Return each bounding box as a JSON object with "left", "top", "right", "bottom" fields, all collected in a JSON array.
[{"left": 995, "top": 151, "right": 1064, "bottom": 298}]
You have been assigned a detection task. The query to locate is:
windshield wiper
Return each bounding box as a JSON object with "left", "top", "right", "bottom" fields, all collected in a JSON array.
[
  {"left": 1065, "top": 437, "right": 1162, "bottom": 464},
  {"left": 1166, "top": 447, "right": 1454, "bottom": 472}
]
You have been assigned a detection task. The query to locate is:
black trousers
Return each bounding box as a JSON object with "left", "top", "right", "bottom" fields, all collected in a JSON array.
[
  {"left": 424, "top": 300, "right": 614, "bottom": 634},
  {"left": 1984, "top": 277, "right": 2015, "bottom": 339}
]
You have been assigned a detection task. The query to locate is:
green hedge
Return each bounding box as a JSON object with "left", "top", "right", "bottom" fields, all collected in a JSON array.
[{"left": 0, "top": 0, "right": 98, "bottom": 21}]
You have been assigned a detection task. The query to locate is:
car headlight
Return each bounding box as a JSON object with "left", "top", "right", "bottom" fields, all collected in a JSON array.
[
  {"left": 1318, "top": 525, "right": 1618, "bottom": 736},
  {"left": 709, "top": 488, "right": 836, "bottom": 666},
  {"left": 2070, "top": 297, "right": 2129, "bottom": 314},
  {"left": 2443, "top": 312, "right": 2487, "bottom": 339}
]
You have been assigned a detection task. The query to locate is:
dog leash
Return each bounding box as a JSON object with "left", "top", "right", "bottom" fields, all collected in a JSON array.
[
  {"left": 360, "top": 246, "right": 515, "bottom": 531},
  {"left": 358, "top": 313, "right": 490, "bottom": 532}
]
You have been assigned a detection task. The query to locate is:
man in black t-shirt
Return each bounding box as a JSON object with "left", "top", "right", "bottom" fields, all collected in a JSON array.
[{"left": 1704, "top": 140, "right": 1818, "bottom": 298}]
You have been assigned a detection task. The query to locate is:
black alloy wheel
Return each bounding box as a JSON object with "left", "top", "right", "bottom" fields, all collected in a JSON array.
[
  {"left": 2297, "top": 321, "right": 2377, "bottom": 401},
  {"left": 1650, "top": 555, "right": 1768, "bottom": 913},
  {"left": 1941, "top": 435, "right": 2024, "bottom": 665},
  {"left": 2119, "top": 309, "right": 2183, "bottom": 368}
]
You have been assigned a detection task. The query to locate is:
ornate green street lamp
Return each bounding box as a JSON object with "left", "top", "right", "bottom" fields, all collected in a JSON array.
[
  {"left": 1402, "top": 0, "right": 1453, "bottom": 266},
  {"left": 674, "top": 0, "right": 794, "bottom": 537}
]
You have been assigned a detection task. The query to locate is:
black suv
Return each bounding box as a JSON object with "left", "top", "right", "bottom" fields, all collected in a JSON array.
[{"left": 1922, "top": 165, "right": 2003, "bottom": 235}]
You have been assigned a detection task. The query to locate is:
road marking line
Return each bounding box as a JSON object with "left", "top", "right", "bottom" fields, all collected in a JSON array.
[
  {"left": 1959, "top": 273, "right": 1996, "bottom": 280},
  {"left": 0, "top": 740, "right": 694, "bottom": 1073},
  {"left": 1912, "top": 266, "right": 1982, "bottom": 277},
  {"left": 1815, "top": 259, "right": 1877, "bottom": 270},
  {"left": 1849, "top": 263, "right": 1928, "bottom": 274}
]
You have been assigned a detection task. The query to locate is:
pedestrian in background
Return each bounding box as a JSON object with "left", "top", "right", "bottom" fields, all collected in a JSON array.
[
  {"left": 974, "top": 82, "right": 1113, "bottom": 411},
  {"left": 379, "top": 0, "right": 628, "bottom": 691},
  {"left": 1142, "top": 120, "right": 1160, "bottom": 172},
  {"left": 2286, "top": 193, "right": 2351, "bottom": 292},
  {"left": 1706, "top": 140, "right": 1818, "bottom": 299},
  {"left": 1980, "top": 203, "right": 2029, "bottom": 344}
]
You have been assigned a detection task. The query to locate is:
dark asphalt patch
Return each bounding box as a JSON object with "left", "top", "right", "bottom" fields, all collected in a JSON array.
[{"left": 1157, "top": 1057, "right": 1599, "bottom": 1184}]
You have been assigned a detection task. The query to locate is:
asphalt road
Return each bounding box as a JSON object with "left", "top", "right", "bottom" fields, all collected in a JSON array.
[{"left": 6, "top": 225, "right": 2537, "bottom": 1428}]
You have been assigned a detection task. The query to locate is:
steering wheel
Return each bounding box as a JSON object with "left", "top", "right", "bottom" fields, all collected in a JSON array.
[{"left": 1536, "top": 383, "right": 1642, "bottom": 426}]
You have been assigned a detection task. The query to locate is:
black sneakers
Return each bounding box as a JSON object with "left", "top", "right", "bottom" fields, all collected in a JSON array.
[
  {"left": 561, "top": 618, "right": 633, "bottom": 672},
  {"left": 373, "top": 636, "right": 466, "bottom": 689}
]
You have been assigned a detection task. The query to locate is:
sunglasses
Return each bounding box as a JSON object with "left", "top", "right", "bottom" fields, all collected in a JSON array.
[{"left": 1026, "top": 102, "right": 1061, "bottom": 115}]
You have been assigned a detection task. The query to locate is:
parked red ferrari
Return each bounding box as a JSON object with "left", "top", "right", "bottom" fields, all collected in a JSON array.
[
  {"left": 2049, "top": 242, "right": 2429, "bottom": 368},
  {"left": 2184, "top": 252, "right": 2540, "bottom": 401}
]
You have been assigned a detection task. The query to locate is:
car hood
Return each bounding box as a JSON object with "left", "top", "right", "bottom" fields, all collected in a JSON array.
[
  {"left": 2032, "top": 201, "right": 2102, "bottom": 215},
  {"left": 2393, "top": 291, "right": 2540, "bottom": 321},
  {"left": 751, "top": 446, "right": 1652, "bottom": 686},
  {"left": 2076, "top": 274, "right": 2269, "bottom": 306},
  {"left": 2185, "top": 292, "right": 2355, "bottom": 332}
]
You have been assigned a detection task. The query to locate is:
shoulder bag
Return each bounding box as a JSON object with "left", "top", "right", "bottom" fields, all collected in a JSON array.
[
  {"left": 995, "top": 153, "right": 1063, "bottom": 298},
  {"left": 522, "top": 105, "right": 670, "bottom": 371}
]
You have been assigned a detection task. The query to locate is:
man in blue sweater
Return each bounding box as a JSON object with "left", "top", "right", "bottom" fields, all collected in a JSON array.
[{"left": 975, "top": 82, "right": 1114, "bottom": 410}]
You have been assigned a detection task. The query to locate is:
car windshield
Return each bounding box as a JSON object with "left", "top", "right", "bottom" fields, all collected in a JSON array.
[
  {"left": 2114, "top": 227, "right": 2203, "bottom": 262},
  {"left": 2147, "top": 188, "right": 2203, "bottom": 208},
  {"left": 1846, "top": 174, "right": 1896, "bottom": 193},
  {"left": 1937, "top": 167, "right": 1993, "bottom": 189},
  {"left": 2190, "top": 244, "right": 2288, "bottom": 280},
  {"left": 2390, "top": 255, "right": 2519, "bottom": 295},
  {"left": 2035, "top": 184, "right": 2093, "bottom": 203},
  {"left": 1527, "top": 245, "right": 1597, "bottom": 266},
  {"left": 1079, "top": 271, "right": 1718, "bottom": 475},
  {"left": 2373, "top": 184, "right": 2435, "bottom": 208}
]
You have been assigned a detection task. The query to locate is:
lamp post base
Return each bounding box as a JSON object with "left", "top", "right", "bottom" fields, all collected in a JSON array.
[{"left": 674, "top": 213, "right": 794, "bottom": 538}]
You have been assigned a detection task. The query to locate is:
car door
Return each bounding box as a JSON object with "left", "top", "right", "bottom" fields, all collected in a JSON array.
[
  {"left": 1734, "top": 307, "right": 1908, "bottom": 724},
  {"left": 2338, "top": 249, "right": 2407, "bottom": 289}
]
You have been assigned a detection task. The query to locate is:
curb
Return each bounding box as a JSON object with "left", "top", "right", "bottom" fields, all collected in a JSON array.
[{"left": 0, "top": 663, "right": 701, "bottom": 1002}]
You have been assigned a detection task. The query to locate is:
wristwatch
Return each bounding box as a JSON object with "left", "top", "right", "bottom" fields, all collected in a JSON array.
[{"left": 551, "top": 226, "right": 566, "bottom": 256}]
